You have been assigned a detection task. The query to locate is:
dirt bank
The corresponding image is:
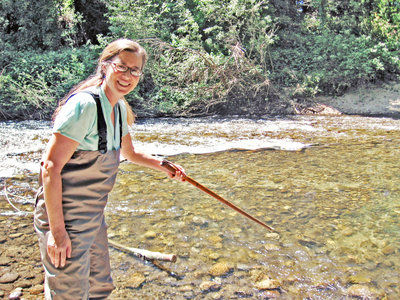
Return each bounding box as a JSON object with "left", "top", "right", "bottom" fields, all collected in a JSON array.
[{"left": 317, "top": 81, "right": 400, "bottom": 117}]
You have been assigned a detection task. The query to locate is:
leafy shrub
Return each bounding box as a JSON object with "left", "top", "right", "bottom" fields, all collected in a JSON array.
[{"left": 0, "top": 47, "right": 99, "bottom": 119}]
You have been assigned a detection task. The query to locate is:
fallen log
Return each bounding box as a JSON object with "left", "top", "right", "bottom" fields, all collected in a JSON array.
[{"left": 108, "top": 239, "right": 177, "bottom": 262}]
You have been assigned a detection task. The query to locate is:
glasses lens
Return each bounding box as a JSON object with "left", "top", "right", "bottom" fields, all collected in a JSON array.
[
  {"left": 131, "top": 70, "right": 142, "bottom": 77},
  {"left": 115, "top": 64, "right": 127, "bottom": 72}
]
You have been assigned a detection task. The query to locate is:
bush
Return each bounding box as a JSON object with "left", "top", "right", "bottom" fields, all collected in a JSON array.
[
  {"left": 0, "top": 47, "right": 99, "bottom": 120},
  {"left": 269, "top": 28, "right": 400, "bottom": 97}
]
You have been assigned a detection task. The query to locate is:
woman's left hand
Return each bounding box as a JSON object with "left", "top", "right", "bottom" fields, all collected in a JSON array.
[
  {"left": 170, "top": 163, "right": 186, "bottom": 182},
  {"left": 162, "top": 160, "right": 186, "bottom": 182}
]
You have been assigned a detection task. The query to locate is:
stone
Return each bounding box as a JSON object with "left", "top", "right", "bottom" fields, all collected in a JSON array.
[
  {"left": 199, "top": 280, "right": 221, "bottom": 292},
  {"left": 347, "top": 274, "right": 372, "bottom": 285},
  {"left": 208, "top": 253, "right": 221, "bottom": 260},
  {"left": 208, "top": 235, "right": 223, "bottom": 244},
  {"left": 0, "top": 272, "right": 19, "bottom": 283},
  {"left": 143, "top": 231, "right": 157, "bottom": 239},
  {"left": 17, "top": 279, "right": 32, "bottom": 288},
  {"left": 126, "top": 273, "right": 145, "bottom": 289},
  {"left": 192, "top": 216, "right": 208, "bottom": 226},
  {"left": 264, "top": 243, "right": 280, "bottom": 251},
  {"left": 29, "top": 284, "right": 44, "bottom": 295},
  {"left": 342, "top": 228, "right": 354, "bottom": 236},
  {"left": 255, "top": 278, "right": 280, "bottom": 290},
  {"left": 381, "top": 245, "right": 396, "bottom": 255},
  {"left": 8, "top": 287, "right": 22, "bottom": 300},
  {"left": 260, "top": 290, "right": 281, "bottom": 298},
  {"left": 9, "top": 233, "right": 24, "bottom": 239},
  {"left": 0, "top": 256, "right": 11, "bottom": 266},
  {"left": 346, "top": 284, "right": 371, "bottom": 298},
  {"left": 209, "top": 262, "right": 231, "bottom": 277},
  {"left": 265, "top": 233, "right": 280, "bottom": 240}
]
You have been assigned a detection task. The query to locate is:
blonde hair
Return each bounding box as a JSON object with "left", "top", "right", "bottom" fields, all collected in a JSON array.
[{"left": 53, "top": 39, "right": 147, "bottom": 125}]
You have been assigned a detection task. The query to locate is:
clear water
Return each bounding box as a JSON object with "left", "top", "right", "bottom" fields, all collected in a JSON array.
[{"left": 1, "top": 116, "right": 399, "bottom": 298}]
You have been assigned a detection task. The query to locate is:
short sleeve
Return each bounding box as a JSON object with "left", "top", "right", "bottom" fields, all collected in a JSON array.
[
  {"left": 53, "top": 93, "right": 97, "bottom": 144},
  {"left": 118, "top": 100, "right": 129, "bottom": 137}
]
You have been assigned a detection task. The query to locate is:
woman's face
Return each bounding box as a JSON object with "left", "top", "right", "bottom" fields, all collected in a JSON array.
[{"left": 102, "top": 50, "right": 143, "bottom": 101}]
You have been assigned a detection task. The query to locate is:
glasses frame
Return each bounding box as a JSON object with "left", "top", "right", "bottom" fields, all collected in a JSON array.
[{"left": 111, "top": 62, "right": 143, "bottom": 77}]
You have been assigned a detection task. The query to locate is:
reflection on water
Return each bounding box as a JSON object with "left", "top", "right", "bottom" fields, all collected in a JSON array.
[{"left": 1, "top": 116, "right": 399, "bottom": 298}]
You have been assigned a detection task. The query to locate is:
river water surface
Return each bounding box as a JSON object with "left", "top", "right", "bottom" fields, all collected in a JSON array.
[{"left": 0, "top": 116, "right": 399, "bottom": 299}]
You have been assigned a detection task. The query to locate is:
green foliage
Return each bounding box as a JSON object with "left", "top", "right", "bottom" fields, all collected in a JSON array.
[
  {"left": 0, "top": 47, "right": 99, "bottom": 119},
  {"left": 1, "top": 0, "right": 400, "bottom": 119},
  {"left": 271, "top": 28, "right": 400, "bottom": 97},
  {"left": 0, "top": 0, "right": 62, "bottom": 50}
]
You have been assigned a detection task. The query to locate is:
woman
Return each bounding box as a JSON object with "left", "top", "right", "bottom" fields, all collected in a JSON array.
[{"left": 34, "top": 39, "right": 185, "bottom": 299}]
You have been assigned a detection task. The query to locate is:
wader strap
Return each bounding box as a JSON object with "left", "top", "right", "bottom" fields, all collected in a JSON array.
[
  {"left": 91, "top": 93, "right": 107, "bottom": 153},
  {"left": 118, "top": 105, "right": 122, "bottom": 148},
  {"left": 65, "top": 91, "right": 123, "bottom": 152},
  {"left": 85, "top": 92, "right": 123, "bottom": 150}
]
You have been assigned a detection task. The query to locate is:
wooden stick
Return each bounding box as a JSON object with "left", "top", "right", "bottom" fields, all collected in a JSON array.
[
  {"left": 108, "top": 239, "right": 177, "bottom": 262},
  {"left": 161, "top": 160, "right": 277, "bottom": 233}
]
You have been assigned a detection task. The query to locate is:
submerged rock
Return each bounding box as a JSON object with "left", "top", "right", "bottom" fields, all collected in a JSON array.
[
  {"left": 265, "top": 232, "right": 280, "bottom": 240},
  {"left": 0, "top": 272, "right": 19, "bottom": 283},
  {"left": 29, "top": 284, "right": 44, "bottom": 295},
  {"left": 381, "top": 245, "right": 396, "bottom": 255},
  {"left": 200, "top": 280, "right": 222, "bottom": 292},
  {"left": 346, "top": 284, "right": 384, "bottom": 299},
  {"left": 255, "top": 278, "right": 280, "bottom": 290},
  {"left": 126, "top": 273, "right": 146, "bottom": 289},
  {"left": 264, "top": 243, "right": 281, "bottom": 252},
  {"left": 209, "top": 262, "right": 232, "bottom": 277},
  {"left": 260, "top": 290, "right": 281, "bottom": 298},
  {"left": 347, "top": 274, "right": 372, "bottom": 285},
  {"left": 143, "top": 231, "right": 157, "bottom": 239},
  {"left": 8, "top": 287, "right": 22, "bottom": 300}
]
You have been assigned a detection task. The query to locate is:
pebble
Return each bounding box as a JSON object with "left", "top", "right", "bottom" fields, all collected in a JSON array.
[
  {"left": 29, "top": 284, "right": 44, "bottom": 295},
  {"left": 8, "top": 287, "right": 22, "bottom": 300},
  {"left": 143, "top": 231, "right": 157, "bottom": 239},
  {"left": 265, "top": 232, "right": 280, "bottom": 240},
  {"left": 208, "top": 235, "right": 223, "bottom": 243},
  {"left": 192, "top": 216, "right": 208, "bottom": 226},
  {"left": 255, "top": 278, "right": 280, "bottom": 290},
  {"left": 347, "top": 274, "right": 372, "bottom": 284},
  {"left": 264, "top": 243, "right": 280, "bottom": 251},
  {"left": 199, "top": 280, "right": 222, "bottom": 292},
  {"left": 209, "top": 262, "right": 231, "bottom": 277},
  {"left": 208, "top": 252, "right": 221, "bottom": 260},
  {"left": 260, "top": 290, "right": 281, "bottom": 298},
  {"left": 9, "top": 233, "right": 24, "bottom": 239},
  {"left": 342, "top": 228, "right": 354, "bottom": 236},
  {"left": 346, "top": 284, "right": 375, "bottom": 298},
  {"left": 126, "top": 272, "right": 146, "bottom": 289},
  {"left": 17, "top": 279, "right": 32, "bottom": 288},
  {"left": 0, "top": 256, "right": 11, "bottom": 266},
  {"left": 381, "top": 245, "right": 396, "bottom": 255},
  {"left": 0, "top": 272, "right": 19, "bottom": 283}
]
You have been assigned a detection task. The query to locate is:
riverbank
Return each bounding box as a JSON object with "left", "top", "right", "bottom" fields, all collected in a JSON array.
[{"left": 315, "top": 81, "right": 400, "bottom": 117}]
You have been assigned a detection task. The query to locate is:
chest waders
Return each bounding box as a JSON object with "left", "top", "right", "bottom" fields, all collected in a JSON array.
[{"left": 34, "top": 92, "right": 122, "bottom": 300}]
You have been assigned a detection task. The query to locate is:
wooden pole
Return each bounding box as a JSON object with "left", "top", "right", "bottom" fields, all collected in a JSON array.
[{"left": 108, "top": 239, "right": 177, "bottom": 262}]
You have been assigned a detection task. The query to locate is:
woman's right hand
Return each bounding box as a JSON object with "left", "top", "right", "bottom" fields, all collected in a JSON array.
[{"left": 46, "top": 229, "right": 72, "bottom": 268}]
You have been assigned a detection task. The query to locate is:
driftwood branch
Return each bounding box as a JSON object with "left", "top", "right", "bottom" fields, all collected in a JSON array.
[{"left": 108, "top": 239, "right": 177, "bottom": 262}]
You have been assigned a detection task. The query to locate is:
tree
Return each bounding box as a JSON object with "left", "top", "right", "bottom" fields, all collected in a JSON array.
[{"left": 0, "top": 0, "right": 62, "bottom": 51}]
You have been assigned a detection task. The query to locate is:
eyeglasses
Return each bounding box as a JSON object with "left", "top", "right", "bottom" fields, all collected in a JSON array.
[{"left": 111, "top": 62, "right": 143, "bottom": 77}]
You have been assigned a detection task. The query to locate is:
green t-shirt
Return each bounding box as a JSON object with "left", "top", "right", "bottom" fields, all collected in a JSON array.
[{"left": 53, "top": 86, "right": 129, "bottom": 151}]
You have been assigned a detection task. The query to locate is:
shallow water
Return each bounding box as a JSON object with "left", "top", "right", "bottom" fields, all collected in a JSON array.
[{"left": 1, "top": 116, "right": 399, "bottom": 298}]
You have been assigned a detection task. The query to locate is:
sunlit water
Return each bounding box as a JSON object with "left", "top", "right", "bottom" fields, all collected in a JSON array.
[{"left": 0, "top": 116, "right": 399, "bottom": 299}]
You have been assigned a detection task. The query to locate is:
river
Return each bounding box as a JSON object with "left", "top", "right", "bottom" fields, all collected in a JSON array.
[{"left": 0, "top": 116, "right": 399, "bottom": 299}]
